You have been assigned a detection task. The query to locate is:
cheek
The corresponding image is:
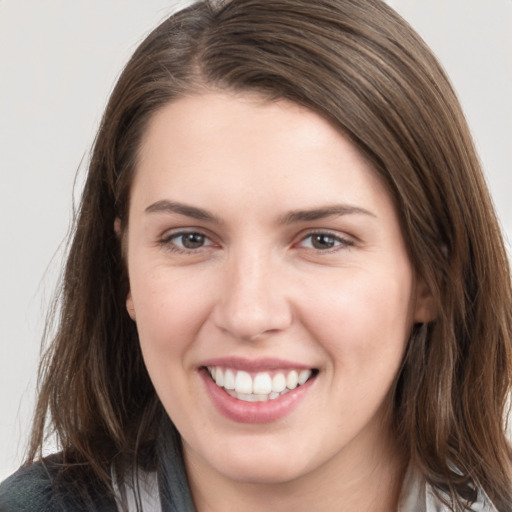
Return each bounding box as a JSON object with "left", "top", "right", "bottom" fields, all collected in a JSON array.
[
  {"left": 129, "top": 269, "right": 216, "bottom": 414},
  {"left": 303, "top": 268, "right": 413, "bottom": 373},
  {"left": 129, "top": 266, "right": 214, "bottom": 357}
]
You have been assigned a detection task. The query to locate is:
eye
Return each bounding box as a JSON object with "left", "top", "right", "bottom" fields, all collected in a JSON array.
[
  {"left": 162, "top": 231, "right": 214, "bottom": 252},
  {"left": 298, "top": 232, "right": 353, "bottom": 251}
]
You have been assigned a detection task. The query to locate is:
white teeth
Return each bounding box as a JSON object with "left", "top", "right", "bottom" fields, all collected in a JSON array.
[
  {"left": 298, "top": 369, "right": 312, "bottom": 385},
  {"left": 235, "top": 392, "right": 256, "bottom": 402},
  {"left": 227, "top": 391, "right": 271, "bottom": 402},
  {"left": 253, "top": 373, "right": 272, "bottom": 394},
  {"left": 224, "top": 369, "right": 235, "bottom": 390},
  {"left": 214, "top": 367, "right": 224, "bottom": 387},
  {"left": 272, "top": 373, "right": 286, "bottom": 393},
  {"left": 235, "top": 371, "right": 253, "bottom": 394},
  {"left": 286, "top": 370, "right": 298, "bottom": 390},
  {"left": 207, "top": 366, "right": 315, "bottom": 402}
]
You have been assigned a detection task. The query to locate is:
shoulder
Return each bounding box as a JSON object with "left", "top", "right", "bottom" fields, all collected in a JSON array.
[
  {"left": 0, "top": 455, "right": 118, "bottom": 512},
  {"left": 0, "top": 460, "right": 55, "bottom": 511}
]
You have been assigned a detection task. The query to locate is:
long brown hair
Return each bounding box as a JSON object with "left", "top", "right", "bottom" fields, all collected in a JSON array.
[{"left": 28, "top": 0, "right": 512, "bottom": 509}]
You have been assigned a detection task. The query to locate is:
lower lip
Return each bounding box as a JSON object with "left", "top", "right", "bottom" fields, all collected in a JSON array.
[{"left": 201, "top": 370, "right": 315, "bottom": 424}]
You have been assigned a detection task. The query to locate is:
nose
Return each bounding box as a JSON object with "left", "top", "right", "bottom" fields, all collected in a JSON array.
[{"left": 212, "top": 250, "right": 293, "bottom": 342}]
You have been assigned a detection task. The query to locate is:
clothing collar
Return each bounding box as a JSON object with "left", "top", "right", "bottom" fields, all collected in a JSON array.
[{"left": 398, "top": 466, "right": 498, "bottom": 512}]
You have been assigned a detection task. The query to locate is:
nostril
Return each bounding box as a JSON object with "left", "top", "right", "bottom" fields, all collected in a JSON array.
[{"left": 211, "top": 274, "right": 293, "bottom": 341}]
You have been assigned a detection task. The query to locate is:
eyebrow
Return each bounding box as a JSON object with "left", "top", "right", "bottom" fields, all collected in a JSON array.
[
  {"left": 278, "top": 205, "right": 376, "bottom": 224},
  {"left": 145, "top": 200, "right": 222, "bottom": 224},
  {"left": 145, "top": 200, "right": 375, "bottom": 224}
]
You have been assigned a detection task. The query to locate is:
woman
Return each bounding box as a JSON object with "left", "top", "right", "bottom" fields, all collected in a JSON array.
[{"left": 1, "top": 0, "right": 511, "bottom": 510}]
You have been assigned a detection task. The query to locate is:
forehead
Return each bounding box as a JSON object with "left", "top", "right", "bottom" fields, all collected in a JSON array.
[
  {"left": 138, "top": 91, "right": 345, "bottom": 158},
  {"left": 133, "top": 92, "right": 387, "bottom": 206}
]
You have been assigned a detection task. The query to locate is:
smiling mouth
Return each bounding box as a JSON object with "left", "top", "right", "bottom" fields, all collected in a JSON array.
[{"left": 204, "top": 366, "right": 318, "bottom": 402}]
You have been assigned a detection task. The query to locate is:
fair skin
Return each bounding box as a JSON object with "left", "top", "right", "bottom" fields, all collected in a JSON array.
[{"left": 124, "top": 91, "right": 434, "bottom": 511}]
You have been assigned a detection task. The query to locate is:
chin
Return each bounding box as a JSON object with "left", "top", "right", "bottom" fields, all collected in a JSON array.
[
  {"left": 215, "top": 458, "right": 307, "bottom": 486},
  {"left": 187, "top": 435, "right": 315, "bottom": 486}
]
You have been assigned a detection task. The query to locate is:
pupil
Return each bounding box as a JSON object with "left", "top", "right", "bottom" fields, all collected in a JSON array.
[
  {"left": 313, "top": 234, "right": 335, "bottom": 249},
  {"left": 182, "top": 233, "right": 204, "bottom": 249}
]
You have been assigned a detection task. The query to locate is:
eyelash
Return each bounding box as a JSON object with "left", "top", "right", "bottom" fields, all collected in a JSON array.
[
  {"left": 159, "top": 230, "right": 354, "bottom": 254},
  {"left": 297, "top": 231, "right": 354, "bottom": 252},
  {"left": 160, "top": 230, "right": 215, "bottom": 254}
]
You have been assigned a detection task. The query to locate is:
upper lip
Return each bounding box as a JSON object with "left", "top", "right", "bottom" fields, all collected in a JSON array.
[{"left": 199, "top": 357, "right": 316, "bottom": 372}]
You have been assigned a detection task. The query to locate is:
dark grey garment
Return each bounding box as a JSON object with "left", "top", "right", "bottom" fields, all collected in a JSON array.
[
  {"left": 0, "top": 455, "right": 118, "bottom": 511},
  {"left": 157, "top": 416, "right": 196, "bottom": 512},
  {"left": 0, "top": 418, "right": 195, "bottom": 512}
]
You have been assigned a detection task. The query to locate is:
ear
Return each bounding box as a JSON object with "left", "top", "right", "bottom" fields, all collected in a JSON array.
[
  {"left": 115, "top": 217, "right": 135, "bottom": 319},
  {"left": 114, "top": 217, "right": 122, "bottom": 238},
  {"left": 126, "top": 291, "right": 136, "bottom": 321},
  {"left": 413, "top": 277, "right": 436, "bottom": 324}
]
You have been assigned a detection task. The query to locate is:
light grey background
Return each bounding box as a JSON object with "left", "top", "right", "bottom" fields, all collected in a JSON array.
[{"left": 1, "top": 0, "right": 511, "bottom": 481}]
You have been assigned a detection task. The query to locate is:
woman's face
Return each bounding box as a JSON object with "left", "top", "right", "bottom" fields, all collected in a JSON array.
[{"left": 125, "top": 92, "right": 433, "bottom": 486}]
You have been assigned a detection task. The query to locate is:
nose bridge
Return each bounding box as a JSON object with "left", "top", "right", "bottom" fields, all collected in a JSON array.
[{"left": 213, "top": 245, "right": 291, "bottom": 341}]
